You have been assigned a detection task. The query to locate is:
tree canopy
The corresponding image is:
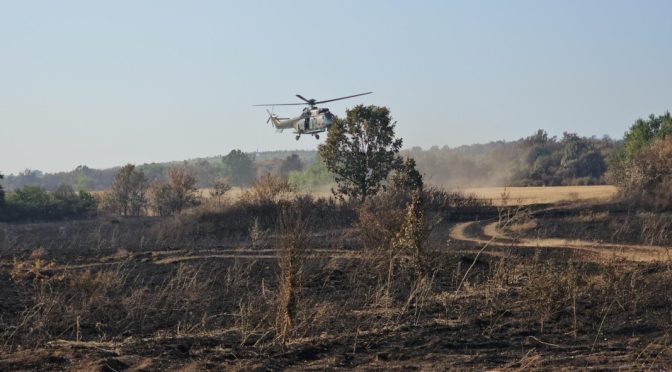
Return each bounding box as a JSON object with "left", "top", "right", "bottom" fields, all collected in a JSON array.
[
  {"left": 222, "top": 149, "right": 255, "bottom": 186},
  {"left": 622, "top": 112, "right": 672, "bottom": 161},
  {"left": 609, "top": 112, "right": 672, "bottom": 210},
  {"left": 106, "top": 164, "right": 148, "bottom": 216},
  {"left": 319, "top": 105, "right": 403, "bottom": 201}
]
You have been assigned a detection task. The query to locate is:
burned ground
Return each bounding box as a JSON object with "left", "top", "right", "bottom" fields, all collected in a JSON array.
[{"left": 1, "top": 197, "right": 672, "bottom": 370}]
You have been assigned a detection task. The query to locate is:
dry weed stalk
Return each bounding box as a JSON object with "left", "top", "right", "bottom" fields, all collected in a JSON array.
[
  {"left": 393, "top": 191, "right": 437, "bottom": 320},
  {"left": 275, "top": 205, "right": 311, "bottom": 345},
  {"left": 522, "top": 261, "right": 578, "bottom": 334},
  {"left": 249, "top": 217, "right": 267, "bottom": 249}
]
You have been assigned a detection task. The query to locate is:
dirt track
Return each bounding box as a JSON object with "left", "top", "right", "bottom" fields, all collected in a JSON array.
[{"left": 449, "top": 220, "right": 672, "bottom": 262}]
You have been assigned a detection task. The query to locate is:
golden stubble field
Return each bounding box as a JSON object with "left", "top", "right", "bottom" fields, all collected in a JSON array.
[
  {"left": 197, "top": 185, "right": 618, "bottom": 206},
  {"left": 462, "top": 185, "right": 618, "bottom": 206}
]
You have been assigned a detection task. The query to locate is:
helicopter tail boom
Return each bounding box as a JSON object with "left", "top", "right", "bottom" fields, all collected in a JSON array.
[{"left": 265, "top": 109, "right": 280, "bottom": 128}]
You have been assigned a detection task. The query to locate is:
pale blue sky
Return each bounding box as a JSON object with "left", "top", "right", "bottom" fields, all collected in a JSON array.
[{"left": 1, "top": 0, "right": 670, "bottom": 174}]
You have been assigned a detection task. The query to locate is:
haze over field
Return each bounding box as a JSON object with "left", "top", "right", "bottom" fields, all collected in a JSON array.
[{"left": 1, "top": 1, "right": 671, "bottom": 174}]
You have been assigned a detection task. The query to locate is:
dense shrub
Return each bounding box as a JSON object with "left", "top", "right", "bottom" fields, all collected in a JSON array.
[
  {"left": 148, "top": 167, "right": 200, "bottom": 216},
  {"left": 188, "top": 193, "right": 356, "bottom": 236},
  {"left": 0, "top": 185, "right": 97, "bottom": 222},
  {"left": 288, "top": 155, "right": 334, "bottom": 191},
  {"left": 613, "top": 137, "right": 672, "bottom": 211},
  {"left": 104, "top": 164, "right": 148, "bottom": 216},
  {"left": 242, "top": 174, "right": 296, "bottom": 205}
]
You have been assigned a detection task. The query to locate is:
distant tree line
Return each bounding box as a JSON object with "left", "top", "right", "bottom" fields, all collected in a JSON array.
[
  {"left": 0, "top": 150, "right": 315, "bottom": 222},
  {"left": 3, "top": 150, "right": 315, "bottom": 192},
  {"left": 405, "top": 130, "right": 616, "bottom": 187},
  {"left": 3, "top": 132, "right": 621, "bottom": 195}
]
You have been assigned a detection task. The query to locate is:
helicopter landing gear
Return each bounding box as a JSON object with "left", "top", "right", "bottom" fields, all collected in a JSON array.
[
  {"left": 314, "top": 134, "right": 320, "bottom": 140},
  {"left": 295, "top": 135, "right": 300, "bottom": 141}
]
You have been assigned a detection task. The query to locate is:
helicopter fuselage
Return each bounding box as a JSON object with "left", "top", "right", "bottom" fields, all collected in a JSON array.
[{"left": 269, "top": 107, "right": 334, "bottom": 138}]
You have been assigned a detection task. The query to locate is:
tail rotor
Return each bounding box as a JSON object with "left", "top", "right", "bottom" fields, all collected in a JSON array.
[{"left": 266, "top": 108, "right": 285, "bottom": 132}]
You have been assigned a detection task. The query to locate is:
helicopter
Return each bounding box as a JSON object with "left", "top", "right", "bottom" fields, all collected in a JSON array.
[{"left": 253, "top": 92, "right": 372, "bottom": 140}]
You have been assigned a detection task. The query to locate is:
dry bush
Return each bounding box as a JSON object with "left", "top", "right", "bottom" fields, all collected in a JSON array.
[
  {"left": 122, "top": 264, "right": 216, "bottom": 335},
  {"left": 235, "top": 293, "right": 274, "bottom": 347},
  {"left": 394, "top": 192, "right": 431, "bottom": 277},
  {"left": 209, "top": 177, "right": 232, "bottom": 206},
  {"left": 223, "top": 260, "right": 275, "bottom": 347},
  {"left": 608, "top": 212, "right": 672, "bottom": 246},
  {"left": 356, "top": 187, "right": 439, "bottom": 319},
  {"left": 638, "top": 212, "right": 672, "bottom": 246},
  {"left": 617, "top": 136, "right": 672, "bottom": 211},
  {"left": 478, "top": 256, "right": 526, "bottom": 335},
  {"left": 4, "top": 266, "right": 127, "bottom": 348},
  {"left": 182, "top": 192, "right": 355, "bottom": 241},
  {"left": 148, "top": 168, "right": 200, "bottom": 216},
  {"left": 422, "top": 186, "right": 491, "bottom": 211},
  {"left": 521, "top": 260, "right": 586, "bottom": 334},
  {"left": 242, "top": 174, "right": 296, "bottom": 206},
  {"left": 592, "top": 260, "right": 646, "bottom": 323},
  {"left": 355, "top": 187, "right": 411, "bottom": 310},
  {"left": 356, "top": 190, "right": 407, "bottom": 258},
  {"left": 394, "top": 192, "right": 438, "bottom": 321}
]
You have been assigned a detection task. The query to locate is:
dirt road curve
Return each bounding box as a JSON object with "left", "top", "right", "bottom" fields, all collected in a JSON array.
[{"left": 449, "top": 221, "right": 672, "bottom": 262}]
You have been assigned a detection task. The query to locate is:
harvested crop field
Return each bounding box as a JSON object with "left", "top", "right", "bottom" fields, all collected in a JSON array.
[{"left": 463, "top": 185, "right": 618, "bottom": 206}]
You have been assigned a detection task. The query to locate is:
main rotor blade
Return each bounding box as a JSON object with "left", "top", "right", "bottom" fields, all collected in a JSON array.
[
  {"left": 252, "top": 103, "right": 307, "bottom": 106},
  {"left": 295, "top": 94, "right": 313, "bottom": 104},
  {"left": 314, "top": 92, "right": 373, "bottom": 104}
]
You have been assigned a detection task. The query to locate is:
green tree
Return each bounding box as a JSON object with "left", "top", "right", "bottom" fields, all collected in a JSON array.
[
  {"left": 148, "top": 182, "right": 173, "bottom": 216},
  {"left": 391, "top": 157, "right": 424, "bottom": 192},
  {"left": 149, "top": 167, "right": 199, "bottom": 216},
  {"left": 222, "top": 149, "right": 255, "bottom": 186},
  {"left": 319, "top": 105, "right": 403, "bottom": 201},
  {"left": 12, "top": 185, "right": 51, "bottom": 208},
  {"left": 622, "top": 112, "right": 672, "bottom": 160},
  {"left": 77, "top": 190, "right": 98, "bottom": 214},
  {"left": 609, "top": 112, "right": 672, "bottom": 187},
  {"left": 616, "top": 136, "right": 672, "bottom": 210},
  {"left": 287, "top": 155, "right": 334, "bottom": 191},
  {"left": 107, "top": 164, "right": 148, "bottom": 216},
  {"left": 53, "top": 184, "right": 77, "bottom": 202},
  {"left": 279, "top": 154, "right": 303, "bottom": 178},
  {"left": 560, "top": 132, "right": 590, "bottom": 168}
]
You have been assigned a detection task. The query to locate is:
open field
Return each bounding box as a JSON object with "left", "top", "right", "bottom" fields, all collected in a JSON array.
[
  {"left": 2, "top": 193, "right": 672, "bottom": 370},
  {"left": 193, "top": 185, "right": 618, "bottom": 207},
  {"left": 462, "top": 185, "right": 618, "bottom": 206}
]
